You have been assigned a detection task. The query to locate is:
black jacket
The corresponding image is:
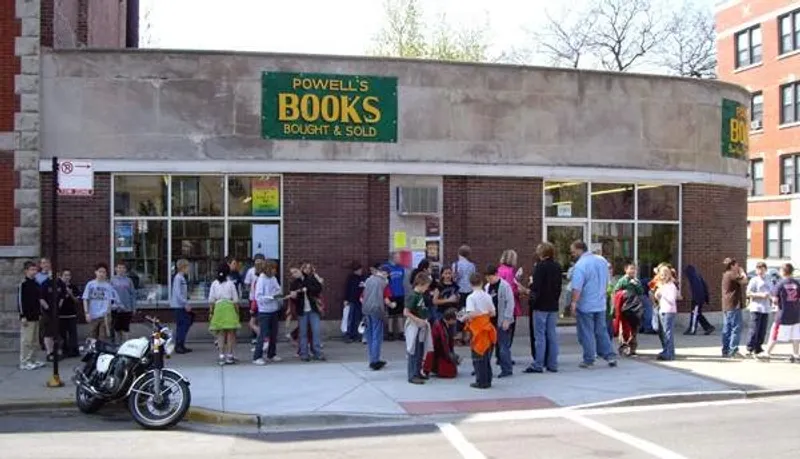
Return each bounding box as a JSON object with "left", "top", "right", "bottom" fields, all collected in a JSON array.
[
  {"left": 58, "top": 280, "right": 81, "bottom": 318},
  {"left": 291, "top": 275, "right": 323, "bottom": 317},
  {"left": 529, "top": 258, "right": 563, "bottom": 312},
  {"left": 18, "top": 278, "right": 42, "bottom": 321}
]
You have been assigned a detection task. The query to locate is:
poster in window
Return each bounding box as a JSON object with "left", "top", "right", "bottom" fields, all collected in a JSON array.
[
  {"left": 251, "top": 177, "right": 280, "bottom": 216},
  {"left": 251, "top": 224, "right": 280, "bottom": 260},
  {"left": 114, "top": 222, "right": 134, "bottom": 253},
  {"left": 425, "top": 240, "right": 440, "bottom": 262}
]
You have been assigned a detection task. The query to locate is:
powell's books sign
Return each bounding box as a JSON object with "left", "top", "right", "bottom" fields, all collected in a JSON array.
[{"left": 720, "top": 98, "right": 748, "bottom": 160}]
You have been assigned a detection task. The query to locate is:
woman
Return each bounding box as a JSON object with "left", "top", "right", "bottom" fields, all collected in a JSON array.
[
  {"left": 497, "top": 250, "right": 522, "bottom": 356},
  {"left": 525, "top": 243, "right": 560, "bottom": 373},
  {"left": 208, "top": 262, "right": 241, "bottom": 365},
  {"left": 653, "top": 265, "right": 679, "bottom": 361},
  {"left": 291, "top": 264, "right": 326, "bottom": 361},
  {"left": 433, "top": 267, "right": 460, "bottom": 316}
]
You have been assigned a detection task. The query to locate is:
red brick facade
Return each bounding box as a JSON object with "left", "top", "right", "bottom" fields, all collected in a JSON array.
[
  {"left": 0, "top": 0, "right": 20, "bottom": 246},
  {"left": 681, "top": 184, "right": 748, "bottom": 311}
]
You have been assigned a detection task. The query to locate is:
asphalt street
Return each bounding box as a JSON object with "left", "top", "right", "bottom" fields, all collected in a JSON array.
[{"left": 1, "top": 396, "right": 799, "bottom": 459}]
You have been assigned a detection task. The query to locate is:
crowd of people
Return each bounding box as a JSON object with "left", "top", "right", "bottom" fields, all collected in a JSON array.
[{"left": 16, "top": 244, "right": 800, "bottom": 383}]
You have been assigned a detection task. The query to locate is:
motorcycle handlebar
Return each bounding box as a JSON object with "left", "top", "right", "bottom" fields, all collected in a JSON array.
[{"left": 144, "top": 315, "right": 162, "bottom": 327}]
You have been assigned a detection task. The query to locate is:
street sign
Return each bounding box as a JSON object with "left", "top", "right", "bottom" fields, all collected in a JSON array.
[{"left": 57, "top": 160, "right": 94, "bottom": 196}]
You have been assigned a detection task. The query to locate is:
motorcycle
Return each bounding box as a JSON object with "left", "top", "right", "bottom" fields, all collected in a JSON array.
[{"left": 72, "top": 316, "right": 192, "bottom": 430}]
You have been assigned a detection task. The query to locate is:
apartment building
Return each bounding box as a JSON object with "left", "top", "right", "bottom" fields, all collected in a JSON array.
[{"left": 716, "top": 0, "right": 800, "bottom": 270}]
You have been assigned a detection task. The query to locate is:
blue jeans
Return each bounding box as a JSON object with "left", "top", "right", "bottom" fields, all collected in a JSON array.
[
  {"left": 659, "top": 312, "right": 676, "bottom": 360},
  {"left": 641, "top": 295, "right": 655, "bottom": 333},
  {"left": 533, "top": 311, "right": 559, "bottom": 371},
  {"left": 366, "top": 315, "right": 384, "bottom": 365},
  {"left": 472, "top": 346, "right": 493, "bottom": 387},
  {"left": 346, "top": 301, "right": 363, "bottom": 340},
  {"left": 407, "top": 330, "right": 425, "bottom": 381},
  {"left": 576, "top": 310, "right": 616, "bottom": 364},
  {"left": 299, "top": 311, "right": 322, "bottom": 359},
  {"left": 496, "top": 325, "right": 513, "bottom": 375},
  {"left": 253, "top": 312, "right": 279, "bottom": 361},
  {"left": 174, "top": 308, "right": 193, "bottom": 348},
  {"left": 722, "top": 308, "right": 743, "bottom": 356}
]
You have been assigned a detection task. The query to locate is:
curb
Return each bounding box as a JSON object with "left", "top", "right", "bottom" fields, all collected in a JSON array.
[
  {"left": 572, "top": 388, "right": 800, "bottom": 410},
  {"left": 0, "top": 399, "right": 73, "bottom": 413},
  {"left": 184, "top": 407, "right": 260, "bottom": 426},
  {"left": 184, "top": 408, "right": 412, "bottom": 429}
]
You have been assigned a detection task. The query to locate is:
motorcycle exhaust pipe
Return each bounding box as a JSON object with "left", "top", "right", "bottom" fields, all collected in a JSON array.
[{"left": 72, "top": 370, "right": 102, "bottom": 397}]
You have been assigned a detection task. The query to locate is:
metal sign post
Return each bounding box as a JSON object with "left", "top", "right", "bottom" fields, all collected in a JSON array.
[{"left": 46, "top": 157, "right": 63, "bottom": 388}]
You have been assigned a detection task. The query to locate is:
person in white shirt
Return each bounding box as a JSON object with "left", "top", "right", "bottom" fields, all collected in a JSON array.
[
  {"left": 252, "top": 261, "right": 286, "bottom": 365},
  {"left": 654, "top": 266, "right": 679, "bottom": 361},
  {"left": 465, "top": 273, "right": 496, "bottom": 389},
  {"left": 244, "top": 255, "right": 266, "bottom": 348},
  {"left": 746, "top": 262, "right": 772, "bottom": 358}
]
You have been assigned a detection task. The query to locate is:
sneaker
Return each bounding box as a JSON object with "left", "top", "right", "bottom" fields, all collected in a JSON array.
[
  {"left": 704, "top": 327, "right": 716, "bottom": 336},
  {"left": 408, "top": 377, "right": 425, "bottom": 385},
  {"left": 33, "top": 361, "right": 46, "bottom": 369},
  {"left": 470, "top": 382, "right": 489, "bottom": 389},
  {"left": 546, "top": 368, "right": 558, "bottom": 373},
  {"left": 375, "top": 360, "right": 387, "bottom": 370},
  {"left": 732, "top": 351, "right": 745, "bottom": 360},
  {"left": 300, "top": 356, "right": 310, "bottom": 362},
  {"left": 523, "top": 366, "right": 541, "bottom": 374},
  {"left": 608, "top": 359, "right": 618, "bottom": 367},
  {"left": 497, "top": 372, "right": 513, "bottom": 378},
  {"left": 19, "top": 362, "right": 37, "bottom": 370},
  {"left": 224, "top": 357, "right": 236, "bottom": 365},
  {"left": 268, "top": 356, "right": 283, "bottom": 362},
  {"left": 250, "top": 339, "right": 257, "bottom": 346},
  {"left": 579, "top": 361, "right": 594, "bottom": 369},
  {"left": 253, "top": 358, "right": 267, "bottom": 366},
  {"left": 313, "top": 354, "right": 327, "bottom": 362}
]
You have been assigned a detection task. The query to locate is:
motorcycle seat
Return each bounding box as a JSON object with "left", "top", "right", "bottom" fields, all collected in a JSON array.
[{"left": 95, "top": 340, "right": 120, "bottom": 354}]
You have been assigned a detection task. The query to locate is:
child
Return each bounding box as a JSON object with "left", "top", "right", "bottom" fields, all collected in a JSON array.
[
  {"left": 465, "top": 273, "right": 497, "bottom": 389},
  {"left": 208, "top": 262, "right": 241, "bottom": 365},
  {"left": 614, "top": 263, "right": 645, "bottom": 356},
  {"left": 18, "top": 261, "right": 45, "bottom": 370},
  {"left": 57, "top": 269, "right": 81, "bottom": 357},
  {"left": 423, "top": 307, "right": 461, "bottom": 378},
  {"left": 252, "top": 261, "right": 284, "bottom": 365},
  {"left": 244, "top": 254, "right": 266, "bottom": 349},
  {"left": 485, "top": 264, "right": 515, "bottom": 378},
  {"left": 404, "top": 272, "right": 433, "bottom": 385},
  {"left": 171, "top": 259, "right": 193, "bottom": 354},
  {"left": 83, "top": 263, "right": 118, "bottom": 341},
  {"left": 654, "top": 266, "right": 679, "bottom": 361},
  {"left": 110, "top": 261, "right": 137, "bottom": 344}
]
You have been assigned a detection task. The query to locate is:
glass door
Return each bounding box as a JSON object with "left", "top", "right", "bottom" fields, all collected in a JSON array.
[{"left": 546, "top": 223, "right": 586, "bottom": 319}]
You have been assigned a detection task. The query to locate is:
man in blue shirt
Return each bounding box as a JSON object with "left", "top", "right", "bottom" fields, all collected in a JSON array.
[
  {"left": 386, "top": 252, "right": 408, "bottom": 341},
  {"left": 569, "top": 241, "right": 618, "bottom": 368}
]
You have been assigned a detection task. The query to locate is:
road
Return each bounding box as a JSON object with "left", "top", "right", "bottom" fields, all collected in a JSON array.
[{"left": 1, "top": 396, "right": 799, "bottom": 458}]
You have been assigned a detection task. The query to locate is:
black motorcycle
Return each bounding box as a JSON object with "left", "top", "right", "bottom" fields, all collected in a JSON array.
[{"left": 72, "top": 316, "right": 192, "bottom": 430}]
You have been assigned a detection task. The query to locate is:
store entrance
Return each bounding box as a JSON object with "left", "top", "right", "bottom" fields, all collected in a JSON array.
[{"left": 545, "top": 223, "right": 586, "bottom": 319}]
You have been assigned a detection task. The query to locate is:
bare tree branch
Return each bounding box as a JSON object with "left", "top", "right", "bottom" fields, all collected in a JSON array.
[
  {"left": 588, "top": 0, "right": 666, "bottom": 72},
  {"left": 532, "top": 8, "right": 598, "bottom": 68},
  {"left": 659, "top": 2, "right": 717, "bottom": 78}
]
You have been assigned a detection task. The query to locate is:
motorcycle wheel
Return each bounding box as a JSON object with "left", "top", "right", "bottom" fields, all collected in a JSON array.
[
  {"left": 127, "top": 372, "right": 191, "bottom": 430},
  {"left": 75, "top": 385, "right": 104, "bottom": 414}
]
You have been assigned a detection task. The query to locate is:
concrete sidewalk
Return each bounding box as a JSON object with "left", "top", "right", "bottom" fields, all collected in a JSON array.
[{"left": 1, "top": 328, "right": 799, "bottom": 425}]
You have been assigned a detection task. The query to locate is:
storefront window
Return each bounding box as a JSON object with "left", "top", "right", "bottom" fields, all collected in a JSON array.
[
  {"left": 228, "top": 176, "right": 282, "bottom": 217},
  {"left": 114, "top": 220, "right": 169, "bottom": 306},
  {"left": 591, "top": 183, "right": 634, "bottom": 220},
  {"left": 591, "top": 222, "right": 634, "bottom": 274},
  {"left": 544, "top": 181, "right": 588, "bottom": 218},
  {"left": 171, "top": 176, "right": 224, "bottom": 217},
  {"left": 637, "top": 223, "right": 679, "bottom": 280},
  {"left": 637, "top": 185, "right": 679, "bottom": 221},
  {"left": 171, "top": 221, "right": 225, "bottom": 302},
  {"left": 229, "top": 221, "right": 281, "bottom": 299},
  {"left": 113, "top": 175, "right": 167, "bottom": 217}
]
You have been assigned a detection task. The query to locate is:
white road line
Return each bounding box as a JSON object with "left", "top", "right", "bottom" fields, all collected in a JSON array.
[
  {"left": 563, "top": 412, "right": 688, "bottom": 459},
  {"left": 436, "top": 422, "right": 487, "bottom": 459}
]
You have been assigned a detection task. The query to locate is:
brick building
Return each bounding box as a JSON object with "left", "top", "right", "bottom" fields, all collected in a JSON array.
[
  {"left": 715, "top": 0, "right": 800, "bottom": 270},
  {"left": 1, "top": 1, "right": 750, "bottom": 348}
]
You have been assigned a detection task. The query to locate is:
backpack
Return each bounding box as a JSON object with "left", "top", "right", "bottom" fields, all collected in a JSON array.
[{"left": 621, "top": 290, "right": 644, "bottom": 326}]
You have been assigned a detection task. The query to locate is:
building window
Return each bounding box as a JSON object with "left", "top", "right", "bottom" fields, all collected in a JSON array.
[
  {"left": 591, "top": 223, "right": 634, "bottom": 274},
  {"left": 591, "top": 183, "right": 634, "bottom": 220},
  {"left": 544, "top": 181, "right": 588, "bottom": 218},
  {"left": 735, "top": 26, "right": 762, "bottom": 68},
  {"left": 637, "top": 185, "right": 679, "bottom": 221},
  {"left": 781, "top": 82, "right": 800, "bottom": 125},
  {"left": 637, "top": 224, "right": 680, "bottom": 280},
  {"left": 750, "top": 92, "right": 763, "bottom": 128},
  {"left": 750, "top": 159, "right": 764, "bottom": 196},
  {"left": 765, "top": 220, "right": 791, "bottom": 259},
  {"left": 781, "top": 154, "right": 799, "bottom": 193},
  {"left": 779, "top": 8, "right": 800, "bottom": 55},
  {"left": 112, "top": 174, "right": 283, "bottom": 307},
  {"left": 746, "top": 222, "right": 751, "bottom": 258}
]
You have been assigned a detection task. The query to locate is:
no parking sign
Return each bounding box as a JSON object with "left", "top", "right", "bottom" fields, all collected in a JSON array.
[{"left": 57, "top": 160, "right": 94, "bottom": 196}]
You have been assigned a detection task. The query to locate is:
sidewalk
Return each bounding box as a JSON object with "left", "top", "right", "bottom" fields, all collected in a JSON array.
[{"left": 1, "top": 328, "right": 799, "bottom": 424}]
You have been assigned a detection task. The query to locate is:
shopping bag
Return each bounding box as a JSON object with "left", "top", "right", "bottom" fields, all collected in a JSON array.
[{"left": 341, "top": 303, "right": 351, "bottom": 334}]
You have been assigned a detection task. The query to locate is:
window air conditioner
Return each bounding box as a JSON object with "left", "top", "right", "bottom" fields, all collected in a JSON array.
[
  {"left": 750, "top": 120, "right": 763, "bottom": 130},
  {"left": 779, "top": 183, "right": 793, "bottom": 194},
  {"left": 396, "top": 186, "right": 440, "bottom": 215}
]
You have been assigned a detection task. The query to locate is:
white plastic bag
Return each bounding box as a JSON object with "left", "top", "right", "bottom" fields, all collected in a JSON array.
[{"left": 341, "top": 303, "right": 351, "bottom": 334}]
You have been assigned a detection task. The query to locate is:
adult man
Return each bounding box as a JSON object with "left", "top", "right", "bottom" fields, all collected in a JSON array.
[
  {"left": 721, "top": 257, "right": 748, "bottom": 358},
  {"left": 361, "top": 264, "right": 393, "bottom": 370},
  {"left": 485, "top": 264, "right": 515, "bottom": 378},
  {"left": 386, "top": 252, "right": 408, "bottom": 341},
  {"left": 569, "top": 241, "right": 618, "bottom": 368},
  {"left": 746, "top": 262, "right": 773, "bottom": 358}
]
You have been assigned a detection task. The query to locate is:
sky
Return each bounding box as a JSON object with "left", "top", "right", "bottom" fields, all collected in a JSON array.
[{"left": 140, "top": 0, "right": 717, "bottom": 66}]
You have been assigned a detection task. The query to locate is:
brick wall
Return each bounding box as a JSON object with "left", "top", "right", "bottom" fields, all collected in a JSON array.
[
  {"left": 443, "top": 176, "right": 543, "bottom": 277},
  {"left": 1, "top": 0, "right": 20, "bottom": 246},
  {"left": 282, "top": 174, "right": 389, "bottom": 319},
  {"left": 0, "top": 153, "right": 14, "bottom": 245},
  {"left": 40, "top": 172, "right": 111, "bottom": 283},
  {"left": 681, "top": 184, "right": 748, "bottom": 311}
]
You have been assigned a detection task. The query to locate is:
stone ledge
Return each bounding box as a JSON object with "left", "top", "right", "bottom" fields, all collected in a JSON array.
[{"left": 0, "top": 246, "right": 38, "bottom": 258}]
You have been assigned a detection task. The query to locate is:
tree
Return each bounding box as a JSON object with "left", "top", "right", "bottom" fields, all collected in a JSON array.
[
  {"left": 533, "top": 7, "right": 598, "bottom": 68},
  {"left": 588, "top": 0, "right": 665, "bottom": 72},
  {"left": 369, "top": 0, "right": 492, "bottom": 62},
  {"left": 369, "top": 0, "right": 427, "bottom": 58},
  {"left": 659, "top": 2, "right": 717, "bottom": 78}
]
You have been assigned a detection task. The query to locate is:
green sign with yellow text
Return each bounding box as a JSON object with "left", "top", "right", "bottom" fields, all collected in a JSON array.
[
  {"left": 261, "top": 72, "right": 398, "bottom": 142},
  {"left": 720, "top": 98, "right": 748, "bottom": 159}
]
